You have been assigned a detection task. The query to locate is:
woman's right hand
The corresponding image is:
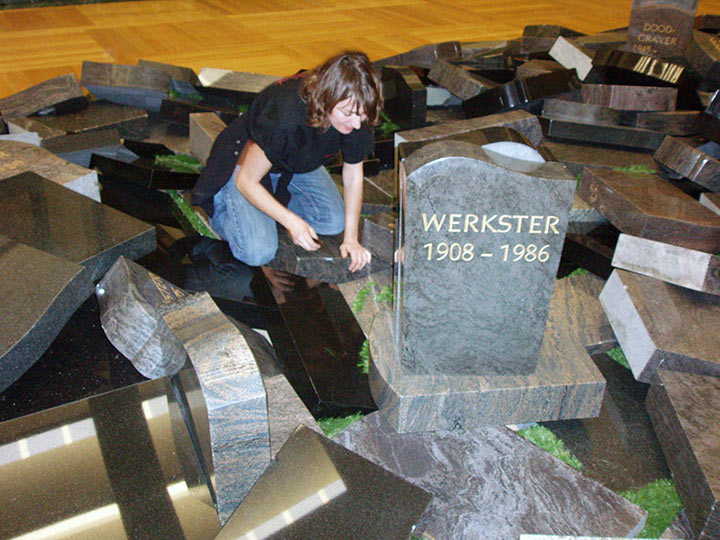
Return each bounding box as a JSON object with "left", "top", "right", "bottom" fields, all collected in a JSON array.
[{"left": 287, "top": 215, "right": 321, "bottom": 251}]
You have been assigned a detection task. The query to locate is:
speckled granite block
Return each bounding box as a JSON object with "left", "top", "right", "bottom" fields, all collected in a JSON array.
[
  {"left": 335, "top": 413, "right": 646, "bottom": 540},
  {"left": 627, "top": 0, "right": 697, "bottom": 57},
  {"left": 189, "top": 112, "right": 226, "bottom": 165},
  {"left": 613, "top": 233, "right": 720, "bottom": 295},
  {"left": 164, "top": 293, "right": 269, "bottom": 524},
  {"left": 27, "top": 101, "right": 149, "bottom": 140},
  {"left": 395, "top": 109, "right": 543, "bottom": 147},
  {"left": 661, "top": 509, "right": 695, "bottom": 539},
  {"left": 581, "top": 83, "right": 678, "bottom": 111},
  {"left": 342, "top": 269, "right": 605, "bottom": 432},
  {"left": 0, "top": 74, "right": 85, "bottom": 118},
  {"left": 96, "top": 257, "right": 189, "bottom": 379},
  {"left": 216, "top": 425, "right": 432, "bottom": 540},
  {"left": 578, "top": 168, "right": 720, "bottom": 252},
  {"left": 198, "top": 68, "right": 279, "bottom": 95},
  {"left": 0, "top": 172, "right": 156, "bottom": 281},
  {"left": 373, "top": 41, "right": 462, "bottom": 69},
  {"left": 646, "top": 369, "right": 720, "bottom": 540},
  {"left": 81, "top": 61, "right": 172, "bottom": 112},
  {"left": 428, "top": 59, "right": 496, "bottom": 100},
  {"left": 398, "top": 139, "right": 575, "bottom": 376},
  {"left": 654, "top": 135, "right": 720, "bottom": 191},
  {"left": 41, "top": 128, "right": 122, "bottom": 168},
  {"left": 0, "top": 236, "right": 92, "bottom": 392},
  {"left": 541, "top": 116, "right": 667, "bottom": 151},
  {"left": 539, "top": 140, "right": 661, "bottom": 178},
  {"left": 0, "top": 140, "right": 99, "bottom": 201},
  {"left": 600, "top": 269, "right": 720, "bottom": 382}
]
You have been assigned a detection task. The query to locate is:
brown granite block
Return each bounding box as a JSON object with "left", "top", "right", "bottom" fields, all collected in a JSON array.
[
  {"left": 646, "top": 369, "right": 720, "bottom": 540},
  {"left": 539, "top": 140, "right": 661, "bottom": 177},
  {"left": 654, "top": 135, "right": 720, "bottom": 191},
  {"left": 0, "top": 74, "right": 85, "bottom": 118},
  {"left": 373, "top": 41, "right": 462, "bottom": 69},
  {"left": 627, "top": 0, "right": 698, "bottom": 57},
  {"left": 631, "top": 110, "right": 699, "bottom": 135},
  {"left": 189, "top": 112, "right": 226, "bottom": 165},
  {"left": 581, "top": 83, "right": 677, "bottom": 111},
  {"left": 427, "top": 59, "right": 497, "bottom": 100}
]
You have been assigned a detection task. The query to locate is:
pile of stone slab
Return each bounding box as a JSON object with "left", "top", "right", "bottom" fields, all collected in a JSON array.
[{"left": 3, "top": 0, "right": 720, "bottom": 537}]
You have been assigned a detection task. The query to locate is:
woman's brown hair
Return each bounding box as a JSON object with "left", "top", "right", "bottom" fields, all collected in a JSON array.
[{"left": 300, "top": 51, "right": 383, "bottom": 130}]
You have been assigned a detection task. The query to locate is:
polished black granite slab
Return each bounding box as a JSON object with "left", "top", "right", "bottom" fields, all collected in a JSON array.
[
  {"left": 0, "top": 171, "right": 156, "bottom": 281},
  {"left": 0, "top": 236, "right": 92, "bottom": 393},
  {"left": 0, "top": 377, "right": 221, "bottom": 539},
  {"left": 216, "top": 425, "right": 432, "bottom": 540}
]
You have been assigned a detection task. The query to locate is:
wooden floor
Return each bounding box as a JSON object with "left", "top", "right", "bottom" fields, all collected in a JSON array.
[{"left": 2, "top": 0, "right": 720, "bottom": 98}]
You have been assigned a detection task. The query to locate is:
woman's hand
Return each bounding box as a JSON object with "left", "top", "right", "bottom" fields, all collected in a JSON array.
[
  {"left": 340, "top": 239, "right": 372, "bottom": 272},
  {"left": 287, "top": 215, "right": 321, "bottom": 251}
]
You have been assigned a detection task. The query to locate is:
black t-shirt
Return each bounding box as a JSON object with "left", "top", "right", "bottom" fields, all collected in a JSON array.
[{"left": 191, "top": 76, "right": 374, "bottom": 215}]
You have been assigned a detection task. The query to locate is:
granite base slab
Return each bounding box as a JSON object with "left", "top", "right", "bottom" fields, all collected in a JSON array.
[
  {"left": 0, "top": 140, "right": 100, "bottom": 201},
  {"left": 334, "top": 413, "right": 646, "bottom": 540},
  {"left": 612, "top": 233, "right": 720, "bottom": 295},
  {"left": 28, "top": 100, "right": 149, "bottom": 139},
  {"left": 600, "top": 269, "right": 720, "bottom": 382},
  {"left": 539, "top": 140, "right": 661, "bottom": 178},
  {"left": 0, "top": 236, "right": 92, "bottom": 392},
  {"left": 541, "top": 116, "right": 666, "bottom": 151},
  {"left": 342, "top": 270, "right": 605, "bottom": 432},
  {"left": 0, "top": 73, "right": 86, "bottom": 118},
  {"left": 0, "top": 172, "right": 156, "bottom": 282},
  {"left": 646, "top": 369, "right": 720, "bottom": 540}
]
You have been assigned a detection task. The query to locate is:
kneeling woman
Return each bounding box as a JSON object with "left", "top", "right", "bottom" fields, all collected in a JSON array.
[{"left": 192, "top": 51, "right": 383, "bottom": 272}]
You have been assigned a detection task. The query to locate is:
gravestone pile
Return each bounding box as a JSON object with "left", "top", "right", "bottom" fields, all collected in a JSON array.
[{"left": 4, "top": 3, "right": 720, "bottom": 538}]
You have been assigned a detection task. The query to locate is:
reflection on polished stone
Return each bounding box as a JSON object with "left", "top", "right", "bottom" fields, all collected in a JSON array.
[
  {"left": 216, "top": 425, "right": 431, "bottom": 540},
  {"left": 0, "top": 378, "right": 221, "bottom": 540},
  {"left": 335, "top": 413, "right": 646, "bottom": 540},
  {"left": 0, "top": 236, "right": 92, "bottom": 393},
  {"left": 0, "top": 172, "right": 156, "bottom": 282}
]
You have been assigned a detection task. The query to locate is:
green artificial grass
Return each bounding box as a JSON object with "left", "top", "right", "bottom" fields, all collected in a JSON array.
[
  {"left": 566, "top": 267, "right": 590, "bottom": 278},
  {"left": 357, "top": 339, "right": 370, "bottom": 374},
  {"left": 376, "top": 110, "right": 401, "bottom": 139},
  {"left": 168, "top": 89, "right": 204, "bottom": 103},
  {"left": 238, "top": 103, "right": 250, "bottom": 114},
  {"left": 612, "top": 164, "right": 657, "bottom": 175},
  {"left": 166, "top": 189, "right": 217, "bottom": 238},
  {"left": 154, "top": 153, "right": 204, "bottom": 174},
  {"left": 375, "top": 284, "right": 394, "bottom": 305},
  {"left": 317, "top": 412, "right": 363, "bottom": 438},
  {"left": 351, "top": 281, "right": 378, "bottom": 314},
  {"left": 607, "top": 345, "right": 631, "bottom": 370},
  {"left": 620, "top": 478, "right": 683, "bottom": 538},
  {"left": 518, "top": 425, "right": 583, "bottom": 471}
]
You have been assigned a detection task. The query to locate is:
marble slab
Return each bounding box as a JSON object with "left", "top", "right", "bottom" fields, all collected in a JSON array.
[
  {"left": 28, "top": 100, "right": 149, "bottom": 140},
  {"left": 627, "top": 0, "right": 698, "bottom": 57},
  {"left": 0, "top": 140, "right": 100, "bottom": 201},
  {"left": 549, "top": 36, "right": 595, "bottom": 80},
  {"left": 81, "top": 61, "right": 172, "bottom": 112},
  {"left": 463, "top": 69, "right": 581, "bottom": 118},
  {"left": 613, "top": 233, "right": 720, "bottom": 294},
  {"left": 381, "top": 66, "right": 427, "bottom": 129},
  {"left": 373, "top": 41, "right": 462, "bottom": 69},
  {"left": 539, "top": 140, "right": 661, "bottom": 177},
  {"left": 581, "top": 83, "right": 677, "bottom": 111},
  {"left": 216, "top": 425, "right": 432, "bottom": 540},
  {"left": 395, "top": 109, "right": 543, "bottom": 147},
  {"left": 646, "top": 368, "right": 720, "bottom": 540},
  {"left": 96, "top": 256, "right": 190, "bottom": 379},
  {"left": 397, "top": 138, "right": 575, "bottom": 376},
  {"left": 267, "top": 229, "right": 391, "bottom": 284},
  {"left": 163, "top": 292, "right": 270, "bottom": 524},
  {"left": 541, "top": 117, "right": 666, "bottom": 151},
  {"left": 0, "top": 377, "right": 222, "bottom": 540},
  {"left": 0, "top": 73, "right": 86, "bottom": 118},
  {"left": 0, "top": 236, "right": 92, "bottom": 392},
  {"left": 190, "top": 112, "right": 226, "bottom": 165},
  {"left": 600, "top": 269, "right": 720, "bottom": 382},
  {"left": 428, "top": 59, "right": 497, "bottom": 100},
  {"left": 655, "top": 135, "right": 720, "bottom": 191},
  {"left": 577, "top": 168, "right": 720, "bottom": 252},
  {"left": 0, "top": 172, "right": 156, "bottom": 281},
  {"left": 335, "top": 413, "right": 646, "bottom": 540},
  {"left": 345, "top": 267, "right": 605, "bottom": 432}
]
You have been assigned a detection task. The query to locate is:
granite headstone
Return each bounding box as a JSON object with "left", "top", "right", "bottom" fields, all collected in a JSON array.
[{"left": 627, "top": 0, "right": 698, "bottom": 57}]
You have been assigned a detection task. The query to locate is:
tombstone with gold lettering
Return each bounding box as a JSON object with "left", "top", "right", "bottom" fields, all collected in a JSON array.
[
  {"left": 397, "top": 134, "right": 576, "bottom": 375},
  {"left": 626, "top": 0, "right": 698, "bottom": 57}
]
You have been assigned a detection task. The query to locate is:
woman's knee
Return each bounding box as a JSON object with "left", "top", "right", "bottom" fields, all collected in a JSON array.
[{"left": 227, "top": 237, "right": 277, "bottom": 267}]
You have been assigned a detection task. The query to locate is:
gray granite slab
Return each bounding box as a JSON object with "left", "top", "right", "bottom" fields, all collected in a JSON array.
[
  {"left": 521, "top": 536, "right": 675, "bottom": 540},
  {"left": 341, "top": 268, "right": 605, "bottom": 432},
  {"left": 138, "top": 59, "right": 200, "bottom": 85},
  {"left": 0, "top": 172, "right": 156, "bottom": 281},
  {"left": 28, "top": 100, "right": 149, "bottom": 139},
  {"left": 0, "top": 236, "right": 92, "bottom": 392},
  {"left": 41, "top": 128, "right": 122, "bottom": 168},
  {"left": 163, "top": 293, "right": 270, "bottom": 524},
  {"left": 334, "top": 413, "right": 646, "bottom": 540},
  {"left": 0, "top": 140, "right": 99, "bottom": 201},
  {"left": 539, "top": 140, "right": 661, "bottom": 178},
  {"left": 627, "top": 0, "right": 698, "bottom": 57},
  {"left": 81, "top": 61, "right": 172, "bottom": 111},
  {"left": 397, "top": 138, "right": 575, "bottom": 376},
  {"left": 427, "top": 59, "right": 496, "bottom": 100},
  {"left": 373, "top": 41, "right": 462, "bottom": 69},
  {"left": 577, "top": 168, "right": 720, "bottom": 252},
  {"left": 395, "top": 109, "right": 543, "bottom": 147},
  {"left": 646, "top": 369, "right": 720, "bottom": 540},
  {"left": 541, "top": 116, "right": 667, "bottom": 151},
  {"left": 189, "top": 112, "right": 226, "bottom": 165},
  {"left": 581, "top": 83, "right": 677, "bottom": 111},
  {"left": 549, "top": 36, "right": 595, "bottom": 80},
  {"left": 568, "top": 193, "right": 609, "bottom": 235},
  {"left": 0, "top": 73, "right": 85, "bottom": 118},
  {"left": 613, "top": 233, "right": 720, "bottom": 295},
  {"left": 96, "top": 256, "right": 189, "bottom": 379},
  {"left": 654, "top": 135, "right": 720, "bottom": 191},
  {"left": 360, "top": 212, "right": 396, "bottom": 262},
  {"left": 6, "top": 117, "right": 65, "bottom": 141},
  {"left": 600, "top": 269, "right": 720, "bottom": 382}
]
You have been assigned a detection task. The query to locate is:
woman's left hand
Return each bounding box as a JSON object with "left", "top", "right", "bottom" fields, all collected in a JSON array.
[{"left": 340, "top": 240, "right": 372, "bottom": 272}]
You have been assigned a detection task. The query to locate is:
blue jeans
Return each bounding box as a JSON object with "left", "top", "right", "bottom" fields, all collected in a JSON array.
[{"left": 210, "top": 166, "right": 345, "bottom": 266}]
